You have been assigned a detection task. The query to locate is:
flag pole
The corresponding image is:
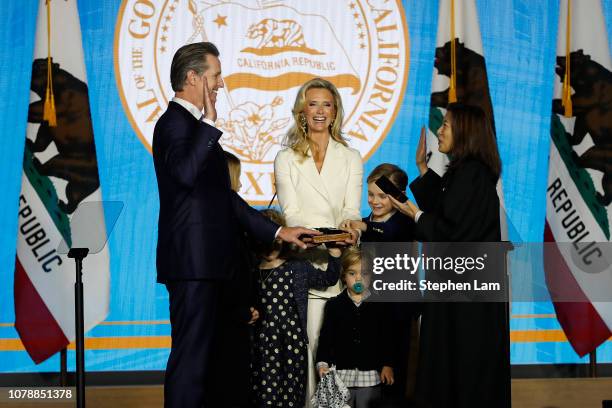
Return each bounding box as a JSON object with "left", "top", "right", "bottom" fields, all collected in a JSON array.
[
  {"left": 589, "top": 350, "right": 597, "bottom": 378},
  {"left": 43, "top": 0, "right": 57, "bottom": 126},
  {"left": 59, "top": 347, "right": 67, "bottom": 386},
  {"left": 562, "top": 0, "right": 573, "bottom": 117},
  {"left": 448, "top": 0, "right": 458, "bottom": 103}
]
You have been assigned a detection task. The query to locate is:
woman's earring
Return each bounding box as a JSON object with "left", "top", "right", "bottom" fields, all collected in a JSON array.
[{"left": 300, "top": 115, "right": 308, "bottom": 134}]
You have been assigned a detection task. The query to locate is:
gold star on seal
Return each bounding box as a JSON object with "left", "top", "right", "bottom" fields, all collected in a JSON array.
[{"left": 213, "top": 14, "right": 228, "bottom": 28}]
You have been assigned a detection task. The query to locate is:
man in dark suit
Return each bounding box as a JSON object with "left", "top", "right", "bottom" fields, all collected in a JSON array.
[{"left": 153, "top": 42, "right": 316, "bottom": 408}]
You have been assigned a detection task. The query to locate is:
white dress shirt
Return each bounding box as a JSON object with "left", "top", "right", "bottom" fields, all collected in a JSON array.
[
  {"left": 171, "top": 97, "right": 216, "bottom": 127},
  {"left": 415, "top": 210, "right": 424, "bottom": 223}
]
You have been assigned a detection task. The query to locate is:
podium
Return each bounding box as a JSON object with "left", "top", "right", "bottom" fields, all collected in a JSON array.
[{"left": 56, "top": 201, "right": 123, "bottom": 408}]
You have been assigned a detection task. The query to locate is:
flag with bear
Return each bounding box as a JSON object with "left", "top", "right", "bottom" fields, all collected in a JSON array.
[
  {"left": 427, "top": 0, "right": 508, "bottom": 238},
  {"left": 544, "top": 0, "right": 612, "bottom": 357},
  {"left": 14, "top": 0, "right": 109, "bottom": 363}
]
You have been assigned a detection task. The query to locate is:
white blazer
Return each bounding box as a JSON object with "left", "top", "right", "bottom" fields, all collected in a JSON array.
[{"left": 274, "top": 139, "right": 363, "bottom": 229}]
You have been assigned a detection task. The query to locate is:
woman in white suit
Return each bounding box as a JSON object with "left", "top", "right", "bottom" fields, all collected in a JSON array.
[{"left": 274, "top": 78, "right": 363, "bottom": 403}]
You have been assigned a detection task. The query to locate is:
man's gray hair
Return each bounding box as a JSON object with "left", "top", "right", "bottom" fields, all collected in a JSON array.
[{"left": 170, "top": 42, "right": 220, "bottom": 92}]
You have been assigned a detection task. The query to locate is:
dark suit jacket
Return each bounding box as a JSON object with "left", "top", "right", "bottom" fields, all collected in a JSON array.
[
  {"left": 361, "top": 211, "right": 416, "bottom": 242},
  {"left": 153, "top": 101, "right": 278, "bottom": 282},
  {"left": 316, "top": 290, "right": 396, "bottom": 371}
]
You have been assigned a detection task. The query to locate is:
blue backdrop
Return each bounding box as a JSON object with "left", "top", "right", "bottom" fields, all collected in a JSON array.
[{"left": 1, "top": 0, "right": 611, "bottom": 373}]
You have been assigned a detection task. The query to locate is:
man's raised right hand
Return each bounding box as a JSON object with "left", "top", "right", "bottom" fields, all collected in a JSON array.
[{"left": 202, "top": 76, "right": 217, "bottom": 122}]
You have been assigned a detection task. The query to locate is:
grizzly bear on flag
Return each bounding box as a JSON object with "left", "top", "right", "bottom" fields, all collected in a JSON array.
[
  {"left": 27, "top": 58, "right": 100, "bottom": 214},
  {"left": 430, "top": 39, "right": 495, "bottom": 131},
  {"left": 553, "top": 49, "right": 612, "bottom": 206}
]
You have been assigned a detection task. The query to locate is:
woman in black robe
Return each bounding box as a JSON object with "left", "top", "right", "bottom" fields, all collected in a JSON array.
[{"left": 389, "top": 103, "right": 510, "bottom": 408}]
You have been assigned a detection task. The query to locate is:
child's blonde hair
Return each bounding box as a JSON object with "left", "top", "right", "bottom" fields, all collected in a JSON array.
[
  {"left": 367, "top": 163, "right": 408, "bottom": 191},
  {"left": 340, "top": 246, "right": 374, "bottom": 286},
  {"left": 340, "top": 246, "right": 361, "bottom": 284},
  {"left": 224, "top": 150, "right": 241, "bottom": 192}
]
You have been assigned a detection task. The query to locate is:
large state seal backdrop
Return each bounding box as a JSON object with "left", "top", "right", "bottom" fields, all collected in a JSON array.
[{"left": 115, "top": 0, "right": 409, "bottom": 204}]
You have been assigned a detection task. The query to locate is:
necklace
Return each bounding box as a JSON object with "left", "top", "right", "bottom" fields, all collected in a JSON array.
[
  {"left": 259, "top": 259, "right": 285, "bottom": 284},
  {"left": 259, "top": 268, "right": 274, "bottom": 284}
]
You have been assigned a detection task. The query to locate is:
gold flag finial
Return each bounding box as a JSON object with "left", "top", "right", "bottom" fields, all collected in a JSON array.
[
  {"left": 562, "top": 0, "right": 573, "bottom": 117},
  {"left": 448, "top": 0, "right": 458, "bottom": 103},
  {"left": 43, "top": 0, "right": 57, "bottom": 127}
]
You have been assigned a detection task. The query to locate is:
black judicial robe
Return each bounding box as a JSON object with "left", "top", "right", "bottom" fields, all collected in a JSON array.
[{"left": 410, "top": 158, "right": 510, "bottom": 408}]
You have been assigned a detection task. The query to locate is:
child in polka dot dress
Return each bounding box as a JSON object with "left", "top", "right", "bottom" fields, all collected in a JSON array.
[{"left": 250, "top": 209, "right": 342, "bottom": 408}]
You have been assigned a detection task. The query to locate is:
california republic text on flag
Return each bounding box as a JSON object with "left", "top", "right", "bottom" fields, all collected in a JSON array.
[
  {"left": 14, "top": 0, "right": 109, "bottom": 364},
  {"left": 544, "top": 0, "right": 612, "bottom": 357}
]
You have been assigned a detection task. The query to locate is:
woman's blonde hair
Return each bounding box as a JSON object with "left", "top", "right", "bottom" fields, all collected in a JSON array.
[
  {"left": 284, "top": 78, "right": 347, "bottom": 157},
  {"left": 224, "top": 151, "right": 241, "bottom": 192}
]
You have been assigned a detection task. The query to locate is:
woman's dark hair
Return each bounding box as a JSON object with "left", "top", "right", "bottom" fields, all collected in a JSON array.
[{"left": 445, "top": 103, "right": 501, "bottom": 179}]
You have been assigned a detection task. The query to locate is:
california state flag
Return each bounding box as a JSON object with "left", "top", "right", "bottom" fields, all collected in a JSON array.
[
  {"left": 427, "top": 0, "right": 508, "bottom": 238},
  {"left": 14, "top": 0, "right": 109, "bottom": 363},
  {"left": 544, "top": 0, "right": 612, "bottom": 356}
]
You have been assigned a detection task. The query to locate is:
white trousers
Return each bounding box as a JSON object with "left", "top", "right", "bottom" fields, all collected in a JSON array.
[{"left": 299, "top": 247, "right": 341, "bottom": 407}]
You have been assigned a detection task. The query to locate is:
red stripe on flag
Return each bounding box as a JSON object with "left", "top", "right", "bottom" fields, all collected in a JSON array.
[
  {"left": 14, "top": 257, "right": 69, "bottom": 364},
  {"left": 544, "top": 223, "right": 611, "bottom": 356}
]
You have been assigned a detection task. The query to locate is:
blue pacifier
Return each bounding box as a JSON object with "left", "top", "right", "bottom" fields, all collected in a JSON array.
[{"left": 352, "top": 282, "right": 364, "bottom": 294}]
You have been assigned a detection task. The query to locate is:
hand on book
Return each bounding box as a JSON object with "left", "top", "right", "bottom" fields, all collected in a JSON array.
[{"left": 278, "top": 226, "right": 322, "bottom": 249}]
